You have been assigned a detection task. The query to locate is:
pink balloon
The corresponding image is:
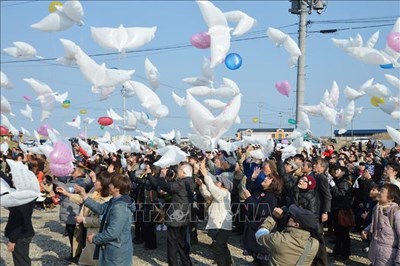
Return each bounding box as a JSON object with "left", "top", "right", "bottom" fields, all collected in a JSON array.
[
  {"left": 275, "top": 81, "right": 291, "bottom": 97},
  {"left": 37, "top": 124, "right": 53, "bottom": 136},
  {"left": 387, "top": 32, "right": 400, "bottom": 53},
  {"left": 78, "top": 132, "right": 85, "bottom": 139},
  {"left": 23, "top": 95, "right": 32, "bottom": 101},
  {"left": 190, "top": 32, "right": 211, "bottom": 49},
  {"left": 50, "top": 162, "right": 74, "bottom": 177},
  {"left": 49, "top": 141, "right": 74, "bottom": 164}
]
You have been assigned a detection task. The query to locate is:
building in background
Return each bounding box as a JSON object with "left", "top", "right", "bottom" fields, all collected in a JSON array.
[{"left": 236, "top": 128, "right": 295, "bottom": 142}]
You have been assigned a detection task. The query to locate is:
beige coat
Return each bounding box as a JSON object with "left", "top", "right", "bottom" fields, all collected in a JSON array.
[{"left": 69, "top": 192, "right": 111, "bottom": 264}]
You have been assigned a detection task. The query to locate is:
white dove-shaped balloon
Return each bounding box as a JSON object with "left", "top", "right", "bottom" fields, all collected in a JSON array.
[
  {"left": 95, "top": 131, "right": 111, "bottom": 143},
  {"left": 186, "top": 92, "right": 241, "bottom": 144},
  {"left": 3, "top": 41, "right": 42, "bottom": 59},
  {"left": 266, "top": 27, "right": 301, "bottom": 68},
  {"left": 78, "top": 138, "right": 93, "bottom": 157},
  {"left": 385, "top": 74, "right": 400, "bottom": 91},
  {"left": 188, "top": 133, "right": 214, "bottom": 151},
  {"left": 75, "top": 49, "right": 135, "bottom": 100},
  {"left": 62, "top": 0, "right": 84, "bottom": 26},
  {"left": 336, "top": 101, "right": 356, "bottom": 134},
  {"left": 224, "top": 10, "right": 256, "bottom": 37},
  {"left": 204, "top": 99, "right": 226, "bottom": 109},
  {"left": 146, "top": 118, "right": 158, "bottom": 129},
  {"left": 322, "top": 81, "right": 340, "bottom": 108},
  {"left": 145, "top": 58, "right": 160, "bottom": 90},
  {"left": 107, "top": 108, "right": 124, "bottom": 121},
  {"left": 153, "top": 147, "right": 188, "bottom": 168},
  {"left": 386, "top": 125, "right": 400, "bottom": 145},
  {"left": 31, "top": 6, "right": 75, "bottom": 32},
  {"left": 83, "top": 117, "right": 95, "bottom": 124},
  {"left": 91, "top": 25, "right": 157, "bottom": 54},
  {"left": 20, "top": 104, "right": 33, "bottom": 121},
  {"left": 1, "top": 72, "right": 13, "bottom": 89},
  {"left": 1, "top": 95, "right": 14, "bottom": 116},
  {"left": 57, "top": 39, "right": 80, "bottom": 65},
  {"left": 172, "top": 92, "right": 186, "bottom": 107},
  {"left": 23, "top": 78, "right": 58, "bottom": 121},
  {"left": 66, "top": 115, "right": 81, "bottom": 129},
  {"left": 344, "top": 86, "right": 366, "bottom": 101},
  {"left": 127, "top": 81, "right": 168, "bottom": 118},
  {"left": 1, "top": 160, "right": 41, "bottom": 208},
  {"left": 183, "top": 58, "right": 214, "bottom": 87},
  {"left": 160, "top": 129, "right": 175, "bottom": 141},
  {"left": 196, "top": 0, "right": 231, "bottom": 68},
  {"left": 140, "top": 130, "right": 155, "bottom": 140},
  {"left": 217, "top": 138, "right": 243, "bottom": 153},
  {"left": 363, "top": 83, "right": 391, "bottom": 98}
]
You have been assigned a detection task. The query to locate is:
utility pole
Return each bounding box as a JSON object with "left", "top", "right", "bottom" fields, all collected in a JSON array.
[{"left": 289, "top": 0, "right": 326, "bottom": 128}]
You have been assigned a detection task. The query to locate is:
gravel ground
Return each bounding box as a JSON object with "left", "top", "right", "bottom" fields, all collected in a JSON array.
[{"left": 1, "top": 206, "right": 371, "bottom": 266}]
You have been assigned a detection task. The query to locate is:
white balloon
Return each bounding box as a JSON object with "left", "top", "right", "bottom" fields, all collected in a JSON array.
[
  {"left": 215, "top": 86, "right": 237, "bottom": 98},
  {"left": 223, "top": 10, "right": 256, "bottom": 37},
  {"left": 336, "top": 101, "right": 356, "bottom": 132},
  {"left": 208, "top": 25, "right": 232, "bottom": 68},
  {"left": 221, "top": 78, "right": 241, "bottom": 95},
  {"left": 148, "top": 104, "right": 169, "bottom": 118},
  {"left": 31, "top": 8, "right": 75, "bottom": 32},
  {"left": 363, "top": 83, "right": 391, "bottom": 98},
  {"left": 172, "top": 92, "right": 186, "bottom": 107},
  {"left": 125, "top": 110, "right": 137, "bottom": 128},
  {"left": 146, "top": 118, "right": 158, "bottom": 129},
  {"left": 186, "top": 92, "right": 241, "bottom": 142},
  {"left": 62, "top": 0, "right": 84, "bottom": 26},
  {"left": 153, "top": 137, "right": 166, "bottom": 148},
  {"left": 385, "top": 74, "right": 400, "bottom": 91},
  {"left": 140, "top": 130, "right": 155, "bottom": 140},
  {"left": 320, "top": 103, "right": 337, "bottom": 126},
  {"left": 196, "top": 0, "right": 228, "bottom": 29},
  {"left": 97, "top": 142, "right": 118, "bottom": 154},
  {"left": 1, "top": 160, "right": 40, "bottom": 208},
  {"left": 107, "top": 108, "right": 123, "bottom": 121},
  {"left": 0, "top": 141, "right": 8, "bottom": 154},
  {"left": 154, "top": 148, "right": 188, "bottom": 168},
  {"left": 266, "top": 27, "right": 301, "bottom": 68},
  {"left": 121, "top": 80, "right": 136, "bottom": 98},
  {"left": 346, "top": 47, "right": 391, "bottom": 65},
  {"left": 204, "top": 99, "right": 226, "bottom": 109},
  {"left": 1, "top": 72, "right": 13, "bottom": 89},
  {"left": 217, "top": 138, "right": 243, "bottom": 153},
  {"left": 1, "top": 95, "right": 14, "bottom": 116},
  {"left": 386, "top": 125, "right": 400, "bottom": 144},
  {"left": 188, "top": 133, "right": 214, "bottom": 151},
  {"left": 187, "top": 86, "right": 214, "bottom": 97},
  {"left": 160, "top": 129, "right": 175, "bottom": 141},
  {"left": 183, "top": 77, "right": 213, "bottom": 87},
  {"left": 299, "top": 104, "right": 322, "bottom": 116},
  {"left": 20, "top": 104, "right": 33, "bottom": 121},
  {"left": 366, "top": 31, "right": 379, "bottom": 48},
  {"left": 145, "top": 58, "right": 160, "bottom": 90},
  {"left": 66, "top": 115, "right": 81, "bottom": 129},
  {"left": 3, "top": 41, "right": 41, "bottom": 59},
  {"left": 175, "top": 130, "right": 182, "bottom": 144},
  {"left": 96, "top": 131, "right": 111, "bottom": 143},
  {"left": 57, "top": 39, "right": 80, "bottom": 65},
  {"left": 91, "top": 25, "right": 157, "bottom": 53},
  {"left": 134, "top": 135, "right": 149, "bottom": 143},
  {"left": 297, "top": 111, "right": 311, "bottom": 132},
  {"left": 23, "top": 78, "right": 64, "bottom": 121},
  {"left": 344, "top": 86, "right": 365, "bottom": 101},
  {"left": 75, "top": 49, "right": 135, "bottom": 99}
]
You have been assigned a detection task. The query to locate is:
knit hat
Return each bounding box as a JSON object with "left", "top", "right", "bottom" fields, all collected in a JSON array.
[
  {"left": 216, "top": 175, "right": 233, "bottom": 192},
  {"left": 302, "top": 175, "right": 316, "bottom": 190}
]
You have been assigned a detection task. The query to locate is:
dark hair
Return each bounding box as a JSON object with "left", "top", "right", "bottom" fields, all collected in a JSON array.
[
  {"left": 382, "top": 183, "right": 400, "bottom": 204},
  {"left": 387, "top": 162, "right": 400, "bottom": 177},
  {"left": 44, "top": 175, "right": 53, "bottom": 184},
  {"left": 97, "top": 172, "right": 112, "bottom": 197},
  {"left": 111, "top": 174, "right": 131, "bottom": 195}
]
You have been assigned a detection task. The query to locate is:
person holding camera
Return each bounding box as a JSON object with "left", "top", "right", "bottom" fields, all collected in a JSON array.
[{"left": 196, "top": 159, "right": 234, "bottom": 266}]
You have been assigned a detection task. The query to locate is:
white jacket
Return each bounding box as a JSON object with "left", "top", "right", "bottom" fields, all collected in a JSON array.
[{"left": 200, "top": 173, "right": 233, "bottom": 230}]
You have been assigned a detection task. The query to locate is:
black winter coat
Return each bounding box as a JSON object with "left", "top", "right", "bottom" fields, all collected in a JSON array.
[{"left": 149, "top": 176, "right": 194, "bottom": 227}]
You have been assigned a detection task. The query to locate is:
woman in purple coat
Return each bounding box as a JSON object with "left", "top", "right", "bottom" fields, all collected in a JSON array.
[{"left": 361, "top": 183, "right": 400, "bottom": 266}]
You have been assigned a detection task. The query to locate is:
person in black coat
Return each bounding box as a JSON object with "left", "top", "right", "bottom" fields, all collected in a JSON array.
[
  {"left": 242, "top": 162, "right": 283, "bottom": 266},
  {"left": 329, "top": 165, "right": 353, "bottom": 260},
  {"left": 5, "top": 199, "right": 37, "bottom": 266},
  {"left": 149, "top": 162, "right": 195, "bottom": 266}
]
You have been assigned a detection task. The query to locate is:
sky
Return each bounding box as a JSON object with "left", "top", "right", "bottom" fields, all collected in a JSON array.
[{"left": 1, "top": 0, "right": 399, "bottom": 140}]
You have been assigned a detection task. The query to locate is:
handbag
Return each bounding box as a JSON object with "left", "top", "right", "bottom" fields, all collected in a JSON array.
[{"left": 337, "top": 209, "right": 356, "bottom": 227}]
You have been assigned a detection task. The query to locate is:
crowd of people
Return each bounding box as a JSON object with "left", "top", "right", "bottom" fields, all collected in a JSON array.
[{"left": 1, "top": 137, "right": 400, "bottom": 266}]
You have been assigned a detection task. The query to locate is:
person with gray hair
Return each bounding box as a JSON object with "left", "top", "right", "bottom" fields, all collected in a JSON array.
[{"left": 149, "top": 162, "right": 195, "bottom": 266}]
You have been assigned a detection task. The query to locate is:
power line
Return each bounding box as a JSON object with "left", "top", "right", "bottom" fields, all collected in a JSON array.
[{"left": 1, "top": 21, "right": 396, "bottom": 65}]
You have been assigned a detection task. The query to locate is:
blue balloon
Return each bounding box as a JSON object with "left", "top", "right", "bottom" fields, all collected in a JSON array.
[
  {"left": 380, "top": 63, "right": 394, "bottom": 69},
  {"left": 225, "top": 53, "right": 242, "bottom": 70}
]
